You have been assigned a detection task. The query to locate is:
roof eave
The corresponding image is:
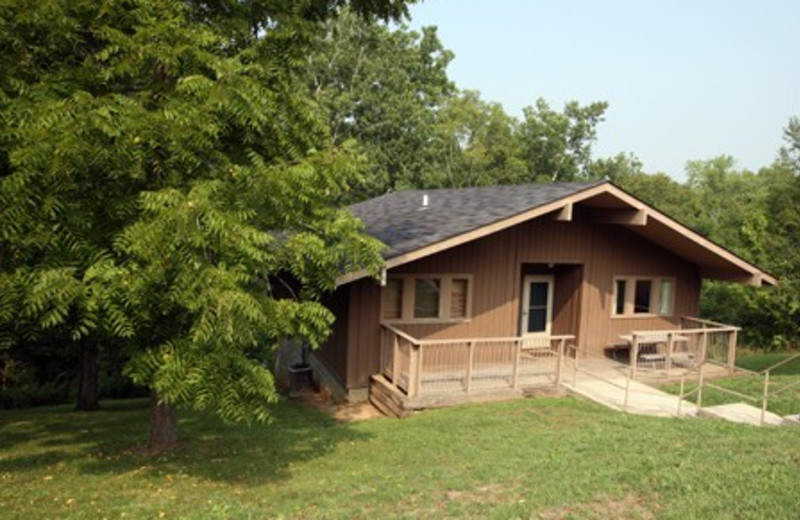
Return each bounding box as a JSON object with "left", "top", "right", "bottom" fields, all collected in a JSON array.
[{"left": 336, "top": 181, "right": 776, "bottom": 288}]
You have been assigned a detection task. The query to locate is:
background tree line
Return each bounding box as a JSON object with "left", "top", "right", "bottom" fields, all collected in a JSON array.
[
  {"left": 0, "top": 1, "right": 797, "bottom": 451},
  {"left": 305, "top": 10, "right": 800, "bottom": 349}
]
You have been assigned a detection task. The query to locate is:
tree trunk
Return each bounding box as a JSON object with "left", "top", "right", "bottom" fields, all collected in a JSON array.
[
  {"left": 147, "top": 390, "right": 178, "bottom": 452},
  {"left": 75, "top": 338, "right": 100, "bottom": 411}
]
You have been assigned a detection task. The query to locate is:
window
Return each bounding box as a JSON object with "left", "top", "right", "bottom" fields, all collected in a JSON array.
[
  {"left": 659, "top": 278, "right": 674, "bottom": 315},
  {"left": 381, "top": 274, "right": 472, "bottom": 322},
  {"left": 613, "top": 277, "right": 674, "bottom": 317},
  {"left": 614, "top": 279, "right": 627, "bottom": 315},
  {"left": 633, "top": 280, "right": 652, "bottom": 314},
  {"left": 414, "top": 279, "right": 441, "bottom": 318},
  {"left": 450, "top": 278, "right": 469, "bottom": 319},
  {"left": 381, "top": 279, "right": 403, "bottom": 320}
]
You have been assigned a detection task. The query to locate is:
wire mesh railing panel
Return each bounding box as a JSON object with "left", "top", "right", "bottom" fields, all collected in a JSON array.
[
  {"left": 418, "top": 342, "right": 470, "bottom": 394},
  {"left": 470, "top": 340, "right": 517, "bottom": 390}
]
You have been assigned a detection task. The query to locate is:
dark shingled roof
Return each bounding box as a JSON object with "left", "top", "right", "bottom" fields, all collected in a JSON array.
[{"left": 349, "top": 181, "right": 604, "bottom": 259}]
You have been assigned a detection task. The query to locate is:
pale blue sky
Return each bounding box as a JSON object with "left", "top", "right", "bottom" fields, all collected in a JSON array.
[{"left": 407, "top": 0, "right": 800, "bottom": 180}]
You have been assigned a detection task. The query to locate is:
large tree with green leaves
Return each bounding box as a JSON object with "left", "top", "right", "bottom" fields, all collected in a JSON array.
[
  {"left": 517, "top": 98, "right": 608, "bottom": 183},
  {"left": 429, "top": 90, "right": 526, "bottom": 188},
  {"left": 306, "top": 9, "right": 454, "bottom": 198},
  {"left": 0, "top": 0, "right": 400, "bottom": 450}
]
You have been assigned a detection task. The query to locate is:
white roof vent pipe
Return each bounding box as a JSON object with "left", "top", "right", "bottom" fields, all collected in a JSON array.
[{"left": 422, "top": 193, "right": 429, "bottom": 208}]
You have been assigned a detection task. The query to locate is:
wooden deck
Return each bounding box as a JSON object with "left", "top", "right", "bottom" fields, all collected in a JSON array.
[
  {"left": 370, "top": 354, "right": 564, "bottom": 417},
  {"left": 372, "top": 318, "right": 741, "bottom": 417}
]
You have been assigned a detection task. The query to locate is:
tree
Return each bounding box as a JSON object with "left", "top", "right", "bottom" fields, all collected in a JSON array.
[
  {"left": 517, "top": 98, "right": 608, "bottom": 183},
  {"left": 615, "top": 170, "right": 699, "bottom": 225},
  {"left": 430, "top": 90, "right": 526, "bottom": 188},
  {"left": 0, "top": 0, "right": 396, "bottom": 450},
  {"left": 685, "top": 156, "right": 768, "bottom": 254},
  {"left": 306, "top": 10, "right": 455, "bottom": 197}
]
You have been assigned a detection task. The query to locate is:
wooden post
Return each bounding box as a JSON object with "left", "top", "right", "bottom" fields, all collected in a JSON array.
[
  {"left": 392, "top": 335, "right": 400, "bottom": 385},
  {"left": 761, "top": 370, "right": 770, "bottom": 426},
  {"left": 699, "top": 331, "right": 708, "bottom": 366},
  {"left": 379, "top": 327, "right": 385, "bottom": 376},
  {"left": 573, "top": 345, "right": 579, "bottom": 386},
  {"left": 727, "top": 330, "right": 738, "bottom": 374},
  {"left": 465, "top": 341, "right": 474, "bottom": 394},
  {"left": 408, "top": 344, "right": 419, "bottom": 397},
  {"left": 666, "top": 332, "right": 674, "bottom": 379},
  {"left": 630, "top": 334, "right": 639, "bottom": 380},
  {"left": 555, "top": 338, "right": 565, "bottom": 388},
  {"left": 512, "top": 339, "right": 521, "bottom": 389},
  {"left": 415, "top": 344, "right": 423, "bottom": 397},
  {"left": 623, "top": 367, "right": 633, "bottom": 413},
  {"left": 677, "top": 377, "right": 685, "bottom": 416},
  {"left": 697, "top": 362, "right": 705, "bottom": 409}
]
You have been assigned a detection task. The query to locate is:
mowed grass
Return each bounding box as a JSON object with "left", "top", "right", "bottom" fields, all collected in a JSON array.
[
  {"left": 662, "top": 351, "right": 800, "bottom": 417},
  {"left": 3, "top": 392, "right": 800, "bottom": 519}
]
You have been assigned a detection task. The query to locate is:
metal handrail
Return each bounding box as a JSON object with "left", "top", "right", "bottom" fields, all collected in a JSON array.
[{"left": 758, "top": 352, "right": 800, "bottom": 375}]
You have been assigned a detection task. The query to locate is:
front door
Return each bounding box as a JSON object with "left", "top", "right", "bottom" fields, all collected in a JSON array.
[{"left": 520, "top": 275, "right": 554, "bottom": 342}]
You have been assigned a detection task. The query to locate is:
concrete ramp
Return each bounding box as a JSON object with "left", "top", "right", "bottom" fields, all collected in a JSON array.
[
  {"left": 699, "top": 403, "right": 784, "bottom": 426},
  {"left": 564, "top": 377, "right": 697, "bottom": 418},
  {"left": 563, "top": 358, "right": 789, "bottom": 426}
]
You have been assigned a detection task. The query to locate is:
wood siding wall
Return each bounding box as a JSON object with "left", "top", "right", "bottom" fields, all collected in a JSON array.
[
  {"left": 320, "top": 215, "right": 701, "bottom": 390},
  {"left": 316, "top": 285, "right": 350, "bottom": 386}
]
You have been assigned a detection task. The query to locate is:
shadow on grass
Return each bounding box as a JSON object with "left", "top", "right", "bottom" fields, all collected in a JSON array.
[{"left": 0, "top": 396, "right": 371, "bottom": 486}]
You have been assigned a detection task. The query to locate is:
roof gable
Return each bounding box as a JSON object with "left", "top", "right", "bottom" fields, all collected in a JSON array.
[{"left": 340, "top": 181, "right": 776, "bottom": 287}]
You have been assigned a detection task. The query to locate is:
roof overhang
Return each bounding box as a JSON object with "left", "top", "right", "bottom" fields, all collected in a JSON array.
[{"left": 337, "top": 182, "right": 776, "bottom": 288}]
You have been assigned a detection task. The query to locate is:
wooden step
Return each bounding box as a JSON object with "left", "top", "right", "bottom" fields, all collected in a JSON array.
[{"left": 369, "top": 375, "right": 410, "bottom": 418}]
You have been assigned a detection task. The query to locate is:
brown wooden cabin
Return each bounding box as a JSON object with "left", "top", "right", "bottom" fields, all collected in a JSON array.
[{"left": 309, "top": 181, "right": 775, "bottom": 415}]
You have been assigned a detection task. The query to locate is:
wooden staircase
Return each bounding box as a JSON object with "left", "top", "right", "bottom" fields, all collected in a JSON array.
[{"left": 369, "top": 375, "right": 410, "bottom": 418}]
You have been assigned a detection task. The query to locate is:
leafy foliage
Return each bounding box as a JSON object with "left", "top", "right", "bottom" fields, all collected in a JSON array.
[
  {"left": 518, "top": 98, "right": 609, "bottom": 182},
  {"left": 306, "top": 8, "right": 455, "bottom": 196},
  {"left": 0, "top": 0, "right": 390, "bottom": 428}
]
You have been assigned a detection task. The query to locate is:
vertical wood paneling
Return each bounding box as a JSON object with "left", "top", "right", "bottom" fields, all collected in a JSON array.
[
  {"left": 581, "top": 224, "right": 702, "bottom": 352},
  {"left": 325, "top": 212, "right": 709, "bottom": 391},
  {"left": 316, "top": 285, "right": 350, "bottom": 386}
]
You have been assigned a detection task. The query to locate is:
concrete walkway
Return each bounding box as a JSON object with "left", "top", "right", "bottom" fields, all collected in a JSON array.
[
  {"left": 561, "top": 358, "right": 697, "bottom": 418},
  {"left": 560, "top": 357, "right": 796, "bottom": 426},
  {"left": 700, "top": 403, "right": 784, "bottom": 426}
]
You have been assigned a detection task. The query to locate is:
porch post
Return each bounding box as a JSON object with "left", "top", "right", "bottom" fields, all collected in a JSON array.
[
  {"left": 392, "top": 335, "right": 400, "bottom": 385},
  {"left": 666, "top": 332, "right": 674, "bottom": 378},
  {"left": 415, "top": 344, "right": 423, "bottom": 397},
  {"left": 512, "top": 339, "right": 521, "bottom": 389},
  {"left": 379, "top": 327, "right": 385, "bottom": 376},
  {"left": 408, "top": 343, "right": 421, "bottom": 397},
  {"left": 760, "top": 370, "right": 770, "bottom": 426},
  {"left": 555, "top": 338, "right": 565, "bottom": 387},
  {"left": 696, "top": 362, "right": 705, "bottom": 409},
  {"left": 699, "top": 331, "right": 708, "bottom": 366},
  {"left": 727, "top": 330, "right": 738, "bottom": 374},
  {"left": 465, "top": 341, "right": 474, "bottom": 394},
  {"left": 630, "top": 334, "right": 639, "bottom": 380}
]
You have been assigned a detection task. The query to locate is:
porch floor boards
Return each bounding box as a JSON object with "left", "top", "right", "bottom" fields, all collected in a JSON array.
[
  {"left": 370, "top": 357, "right": 561, "bottom": 416},
  {"left": 371, "top": 355, "right": 735, "bottom": 419}
]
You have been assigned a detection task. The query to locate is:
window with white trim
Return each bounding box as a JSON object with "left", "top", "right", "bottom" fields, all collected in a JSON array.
[
  {"left": 381, "top": 274, "right": 472, "bottom": 322},
  {"left": 612, "top": 277, "right": 675, "bottom": 316}
]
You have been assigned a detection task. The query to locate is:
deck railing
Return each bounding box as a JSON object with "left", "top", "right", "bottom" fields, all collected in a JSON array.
[
  {"left": 624, "top": 316, "right": 739, "bottom": 380},
  {"left": 678, "top": 351, "right": 800, "bottom": 425},
  {"left": 380, "top": 324, "right": 574, "bottom": 398}
]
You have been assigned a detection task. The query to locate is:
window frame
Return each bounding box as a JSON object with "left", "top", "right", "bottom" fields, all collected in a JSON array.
[
  {"left": 380, "top": 273, "right": 473, "bottom": 324},
  {"left": 612, "top": 276, "right": 675, "bottom": 318}
]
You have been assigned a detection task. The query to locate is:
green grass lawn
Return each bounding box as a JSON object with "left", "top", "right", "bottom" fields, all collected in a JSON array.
[
  {"left": 661, "top": 352, "right": 800, "bottom": 417},
  {"left": 3, "top": 393, "right": 800, "bottom": 519}
]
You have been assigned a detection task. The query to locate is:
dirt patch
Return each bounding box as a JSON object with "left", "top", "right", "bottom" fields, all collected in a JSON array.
[
  {"left": 535, "top": 494, "right": 656, "bottom": 520},
  {"left": 291, "top": 391, "right": 385, "bottom": 422}
]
